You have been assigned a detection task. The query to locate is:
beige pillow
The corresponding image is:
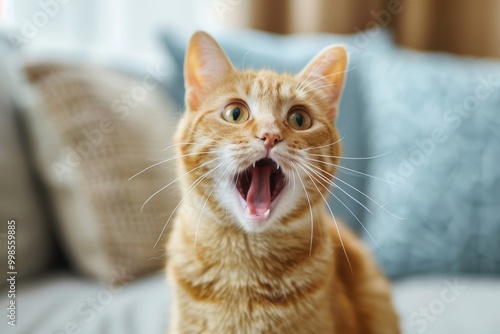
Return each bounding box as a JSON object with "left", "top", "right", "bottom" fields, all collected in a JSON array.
[
  {"left": 22, "top": 63, "right": 179, "bottom": 283},
  {"left": 0, "top": 39, "right": 54, "bottom": 285}
]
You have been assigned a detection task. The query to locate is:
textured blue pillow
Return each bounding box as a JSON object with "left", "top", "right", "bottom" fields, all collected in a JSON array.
[
  {"left": 361, "top": 46, "right": 500, "bottom": 277},
  {"left": 159, "top": 28, "right": 393, "bottom": 232}
]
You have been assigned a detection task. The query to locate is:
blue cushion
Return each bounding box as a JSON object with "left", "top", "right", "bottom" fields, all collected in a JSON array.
[
  {"left": 158, "top": 28, "right": 393, "bottom": 232},
  {"left": 361, "top": 46, "right": 500, "bottom": 277}
]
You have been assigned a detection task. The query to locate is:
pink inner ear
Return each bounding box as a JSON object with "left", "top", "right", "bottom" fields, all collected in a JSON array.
[
  {"left": 184, "top": 32, "right": 234, "bottom": 111},
  {"left": 299, "top": 46, "right": 348, "bottom": 121},
  {"left": 185, "top": 87, "right": 201, "bottom": 112}
]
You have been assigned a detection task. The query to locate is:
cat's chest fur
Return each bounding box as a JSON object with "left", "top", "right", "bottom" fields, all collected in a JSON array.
[{"left": 167, "top": 214, "right": 338, "bottom": 334}]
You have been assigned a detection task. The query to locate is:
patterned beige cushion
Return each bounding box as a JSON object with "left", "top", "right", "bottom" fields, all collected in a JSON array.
[
  {"left": 22, "top": 63, "right": 179, "bottom": 283},
  {"left": 0, "top": 37, "right": 54, "bottom": 286}
]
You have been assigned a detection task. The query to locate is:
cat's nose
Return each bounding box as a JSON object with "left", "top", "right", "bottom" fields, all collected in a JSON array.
[{"left": 257, "top": 132, "right": 282, "bottom": 149}]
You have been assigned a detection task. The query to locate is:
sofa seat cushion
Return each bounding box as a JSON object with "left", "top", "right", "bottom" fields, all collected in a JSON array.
[
  {"left": 1, "top": 272, "right": 171, "bottom": 334},
  {"left": 2, "top": 273, "right": 499, "bottom": 334},
  {"left": 393, "top": 276, "right": 500, "bottom": 334}
]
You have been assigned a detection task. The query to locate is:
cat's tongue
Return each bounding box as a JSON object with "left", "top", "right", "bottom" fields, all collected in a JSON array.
[{"left": 246, "top": 166, "right": 273, "bottom": 217}]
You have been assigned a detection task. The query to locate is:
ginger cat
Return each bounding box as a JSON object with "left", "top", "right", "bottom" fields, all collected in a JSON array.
[{"left": 166, "top": 31, "right": 400, "bottom": 334}]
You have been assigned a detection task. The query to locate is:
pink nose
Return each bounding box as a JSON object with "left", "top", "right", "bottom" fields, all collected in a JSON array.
[{"left": 258, "top": 132, "right": 282, "bottom": 149}]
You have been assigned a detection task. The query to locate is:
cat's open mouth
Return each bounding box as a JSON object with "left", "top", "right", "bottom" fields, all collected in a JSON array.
[{"left": 235, "top": 158, "right": 286, "bottom": 220}]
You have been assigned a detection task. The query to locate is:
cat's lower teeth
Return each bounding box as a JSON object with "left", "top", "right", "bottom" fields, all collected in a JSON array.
[{"left": 245, "top": 206, "right": 270, "bottom": 218}]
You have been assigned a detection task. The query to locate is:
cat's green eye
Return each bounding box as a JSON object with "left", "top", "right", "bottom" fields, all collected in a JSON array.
[
  {"left": 222, "top": 103, "right": 250, "bottom": 124},
  {"left": 287, "top": 108, "right": 312, "bottom": 130}
]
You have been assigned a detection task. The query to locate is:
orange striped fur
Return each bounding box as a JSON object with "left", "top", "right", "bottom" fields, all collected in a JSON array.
[{"left": 166, "top": 31, "right": 400, "bottom": 334}]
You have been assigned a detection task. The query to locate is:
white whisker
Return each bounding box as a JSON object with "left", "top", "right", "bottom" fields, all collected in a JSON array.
[
  {"left": 292, "top": 163, "right": 314, "bottom": 257},
  {"left": 153, "top": 160, "right": 229, "bottom": 247},
  {"left": 226, "top": 173, "right": 238, "bottom": 226},
  {"left": 302, "top": 82, "right": 338, "bottom": 95},
  {"left": 185, "top": 124, "right": 223, "bottom": 142},
  {"left": 299, "top": 66, "right": 357, "bottom": 93},
  {"left": 307, "top": 162, "right": 405, "bottom": 220},
  {"left": 302, "top": 163, "right": 381, "bottom": 250},
  {"left": 162, "top": 142, "right": 219, "bottom": 151},
  {"left": 304, "top": 134, "right": 346, "bottom": 151},
  {"left": 186, "top": 123, "right": 234, "bottom": 144},
  {"left": 306, "top": 157, "right": 395, "bottom": 185},
  {"left": 305, "top": 162, "right": 373, "bottom": 215},
  {"left": 295, "top": 53, "right": 330, "bottom": 92},
  {"left": 241, "top": 48, "right": 254, "bottom": 70},
  {"left": 195, "top": 164, "right": 232, "bottom": 248},
  {"left": 309, "top": 151, "right": 391, "bottom": 160},
  {"left": 296, "top": 163, "right": 353, "bottom": 273},
  {"left": 129, "top": 151, "right": 222, "bottom": 181},
  {"left": 141, "top": 156, "right": 223, "bottom": 212}
]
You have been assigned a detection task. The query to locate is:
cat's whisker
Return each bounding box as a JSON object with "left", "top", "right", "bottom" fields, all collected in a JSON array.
[
  {"left": 194, "top": 163, "right": 233, "bottom": 249},
  {"left": 225, "top": 175, "right": 233, "bottom": 226},
  {"left": 295, "top": 52, "right": 330, "bottom": 92},
  {"left": 226, "top": 173, "right": 240, "bottom": 226},
  {"left": 241, "top": 48, "right": 254, "bottom": 70},
  {"left": 302, "top": 82, "right": 340, "bottom": 95},
  {"left": 153, "top": 167, "right": 213, "bottom": 247},
  {"left": 299, "top": 66, "right": 357, "bottom": 93},
  {"left": 162, "top": 142, "right": 219, "bottom": 151},
  {"left": 298, "top": 63, "right": 356, "bottom": 94},
  {"left": 302, "top": 163, "right": 381, "bottom": 250},
  {"left": 141, "top": 156, "right": 223, "bottom": 212},
  {"left": 296, "top": 163, "right": 353, "bottom": 274},
  {"left": 186, "top": 122, "right": 236, "bottom": 144},
  {"left": 250, "top": 54, "right": 258, "bottom": 70},
  {"left": 185, "top": 124, "right": 225, "bottom": 142},
  {"left": 305, "top": 162, "right": 373, "bottom": 215},
  {"left": 153, "top": 160, "right": 230, "bottom": 247},
  {"left": 187, "top": 123, "right": 245, "bottom": 150},
  {"left": 307, "top": 162, "right": 406, "bottom": 221},
  {"left": 292, "top": 163, "right": 314, "bottom": 257},
  {"left": 309, "top": 151, "right": 391, "bottom": 160},
  {"left": 129, "top": 151, "right": 223, "bottom": 181},
  {"left": 333, "top": 176, "right": 406, "bottom": 221},
  {"left": 306, "top": 157, "right": 395, "bottom": 185},
  {"left": 304, "top": 134, "right": 346, "bottom": 151},
  {"left": 176, "top": 105, "right": 184, "bottom": 118}
]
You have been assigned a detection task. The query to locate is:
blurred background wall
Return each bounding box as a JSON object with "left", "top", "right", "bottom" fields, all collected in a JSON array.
[
  {"left": 2, "top": 0, "right": 499, "bottom": 61},
  {"left": 221, "top": 0, "right": 500, "bottom": 58}
]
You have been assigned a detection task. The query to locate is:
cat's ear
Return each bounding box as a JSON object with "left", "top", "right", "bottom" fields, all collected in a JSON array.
[
  {"left": 184, "top": 31, "right": 234, "bottom": 111},
  {"left": 298, "top": 46, "right": 348, "bottom": 121}
]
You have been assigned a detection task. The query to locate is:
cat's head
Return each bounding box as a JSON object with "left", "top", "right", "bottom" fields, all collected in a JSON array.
[{"left": 176, "top": 31, "right": 347, "bottom": 233}]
